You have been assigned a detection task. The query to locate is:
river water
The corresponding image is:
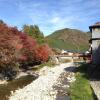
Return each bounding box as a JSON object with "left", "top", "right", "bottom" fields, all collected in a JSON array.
[{"left": 0, "top": 75, "right": 37, "bottom": 100}]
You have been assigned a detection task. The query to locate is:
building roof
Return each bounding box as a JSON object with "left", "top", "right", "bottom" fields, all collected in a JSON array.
[{"left": 89, "top": 22, "right": 100, "bottom": 29}]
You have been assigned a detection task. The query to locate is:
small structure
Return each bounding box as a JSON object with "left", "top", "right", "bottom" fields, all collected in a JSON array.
[
  {"left": 61, "top": 49, "right": 68, "bottom": 54},
  {"left": 89, "top": 22, "right": 100, "bottom": 65}
]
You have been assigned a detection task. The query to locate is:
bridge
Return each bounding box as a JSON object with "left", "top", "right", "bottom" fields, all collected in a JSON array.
[
  {"left": 54, "top": 54, "right": 88, "bottom": 58},
  {"left": 54, "top": 54, "right": 91, "bottom": 62}
]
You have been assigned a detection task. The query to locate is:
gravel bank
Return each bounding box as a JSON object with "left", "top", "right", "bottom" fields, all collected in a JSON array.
[{"left": 10, "top": 62, "right": 75, "bottom": 100}]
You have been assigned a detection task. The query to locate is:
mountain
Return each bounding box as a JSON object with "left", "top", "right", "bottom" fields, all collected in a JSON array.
[{"left": 46, "top": 28, "right": 90, "bottom": 52}]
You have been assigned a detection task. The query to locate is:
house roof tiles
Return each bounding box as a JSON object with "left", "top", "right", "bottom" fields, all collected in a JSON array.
[{"left": 89, "top": 22, "right": 100, "bottom": 29}]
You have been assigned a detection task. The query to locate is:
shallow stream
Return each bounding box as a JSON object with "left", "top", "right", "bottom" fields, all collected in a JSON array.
[{"left": 0, "top": 75, "right": 37, "bottom": 100}]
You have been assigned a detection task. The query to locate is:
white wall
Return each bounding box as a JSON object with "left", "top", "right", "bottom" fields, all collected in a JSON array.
[{"left": 92, "top": 28, "right": 100, "bottom": 38}]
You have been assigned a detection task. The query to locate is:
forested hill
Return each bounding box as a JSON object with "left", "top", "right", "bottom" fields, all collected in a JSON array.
[{"left": 46, "top": 28, "right": 90, "bottom": 51}]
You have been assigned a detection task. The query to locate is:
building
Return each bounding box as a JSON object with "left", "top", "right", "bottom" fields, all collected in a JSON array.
[{"left": 89, "top": 22, "right": 100, "bottom": 65}]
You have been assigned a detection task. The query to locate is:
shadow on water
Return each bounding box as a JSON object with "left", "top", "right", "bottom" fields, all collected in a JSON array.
[{"left": 0, "top": 75, "right": 38, "bottom": 100}]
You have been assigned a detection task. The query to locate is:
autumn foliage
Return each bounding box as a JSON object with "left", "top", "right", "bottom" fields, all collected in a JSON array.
[
  {"left": 35, "top": 45, "right": 51, "bottom": 63},
  {"left": 0, "top": 21, "right": 51, "bottom": 79}
]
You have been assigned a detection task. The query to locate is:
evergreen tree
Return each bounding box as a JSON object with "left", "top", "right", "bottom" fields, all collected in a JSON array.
[{"left": 22, "top": 25, "right": 45, "bottom": 44}]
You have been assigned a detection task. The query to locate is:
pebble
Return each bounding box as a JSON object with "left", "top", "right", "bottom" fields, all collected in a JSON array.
[{"left": 10, "top": 62, "right": 75, "bottom": 100}]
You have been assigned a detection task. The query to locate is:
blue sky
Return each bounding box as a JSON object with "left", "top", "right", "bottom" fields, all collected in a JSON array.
[{"left": 0, "top": 0, "right": 100, "bottom": 35}]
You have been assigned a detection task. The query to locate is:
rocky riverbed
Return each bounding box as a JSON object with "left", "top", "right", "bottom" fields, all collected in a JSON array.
[{"left": 10, "top": 62, "right": 76, "bottom": 100}]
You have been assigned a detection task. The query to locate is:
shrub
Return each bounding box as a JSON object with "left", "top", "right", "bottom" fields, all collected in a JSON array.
[
  {"left": 0, "top": 22, "right": 51, "bottom": 79},
  {"left": 35, "top": 44, "right": 51, "bottom": 64},
  {"left": 0, "top": 23, "right": 22, "bottom": 79},
  {"left": 19, "top": 34, "right": 38, "bottom": 67}
]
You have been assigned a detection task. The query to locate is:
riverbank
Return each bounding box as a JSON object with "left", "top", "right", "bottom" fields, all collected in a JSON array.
[
  {"left": 10, "top": 62, "right": 76, "bottom": 100},
  {"left": 70, "top": 63, "right": 97, "bottom": 100}
]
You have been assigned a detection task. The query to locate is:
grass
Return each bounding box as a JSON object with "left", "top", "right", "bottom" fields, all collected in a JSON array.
[
  {"left": 47, "top": 39, "right": 77, "bottom": 50},
  {"left": 47, "top": 38, "right": 89, "bottom": 51},
  {"left": 70, "top": 63, "right": 96, "bottom": 100}
]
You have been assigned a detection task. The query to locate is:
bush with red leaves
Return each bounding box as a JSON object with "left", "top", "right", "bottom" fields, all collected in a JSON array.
[
  {"left": 19, "top": 34, "right": 38, "bottom": 66},
  {"left": 0, "top": 22, "right": 51, "bottom": 77},
  {"left": 35, "top": 44, "right": 51, "bottom": 64},
  {"left": 0, "top": 23, "right": 22, "bottom": 80}
]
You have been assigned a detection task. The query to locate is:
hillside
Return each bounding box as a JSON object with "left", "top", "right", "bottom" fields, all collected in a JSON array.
[{"left": 46, "top": 28, "right": 90, "bottom": 52}]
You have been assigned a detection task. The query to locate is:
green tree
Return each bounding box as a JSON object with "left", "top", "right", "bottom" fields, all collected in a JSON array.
[
  {"left": 0, "top": 20, "right": 5, "bottom": 24},
  {"left": 22, "top": 25, "right": 45, "bottom": 44}
]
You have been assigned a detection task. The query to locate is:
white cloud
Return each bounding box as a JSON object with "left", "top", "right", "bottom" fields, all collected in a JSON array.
[
  {"left": 2, "top": 0, "right": 99, "bottom": 35},
  {"left": 50, "top": 17, "right": 61, "bottom": 24}
]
